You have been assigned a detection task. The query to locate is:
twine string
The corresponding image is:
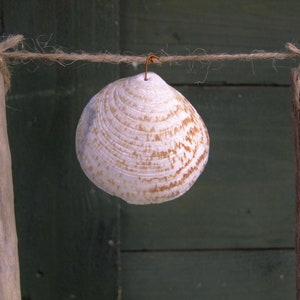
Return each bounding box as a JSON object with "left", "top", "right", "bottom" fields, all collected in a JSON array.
[{"left": 1, "top": 34, "right": 300, "bottom": 92}]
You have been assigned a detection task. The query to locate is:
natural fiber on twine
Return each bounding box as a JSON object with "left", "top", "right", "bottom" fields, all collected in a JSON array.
[{"left": 1, "top": 34, "right": 300, "bottom": 92}]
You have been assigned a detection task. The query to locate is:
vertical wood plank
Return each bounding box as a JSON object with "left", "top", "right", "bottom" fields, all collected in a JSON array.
[
  {"left": 3, "top": 0, "right": 121, "bottom": 299},
  {"left": 53, "top": 1, "right": 121, "bottom": 299},
  {"left": 291, "top": 68, "right": 300, "bottom": 300},
  {"left": 0, "top": 69, "right": 21, "bottom": 300}
]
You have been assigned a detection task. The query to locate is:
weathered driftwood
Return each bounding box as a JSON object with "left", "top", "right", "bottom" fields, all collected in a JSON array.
[
  {"left": 0, "top": 70, "right": 21, "bottom": 300},
  {"left": 291, "top": 68, "right": 300, "bottom": 300}
]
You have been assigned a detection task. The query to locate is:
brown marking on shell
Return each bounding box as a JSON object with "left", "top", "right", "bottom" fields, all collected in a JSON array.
[{"left": 155, "top": 134, "right": 161, "bottom": 141}]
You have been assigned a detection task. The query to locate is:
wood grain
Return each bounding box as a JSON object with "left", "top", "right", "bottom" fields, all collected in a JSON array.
[
  {"left": 0, "top": 71, "right": 21, "bottom": 300},
  {"left": 0, "top": 0, "right": 297, "bottom": 299},
  {"left": 121, "top": 250, "right": 296, "bottom": 300},
  {"left": 120, "top": 0, "right": 300, "bottom": 85},
  {"left": 3, "top": 0, "right": 121, "bottom": 299},
  {"left": 291, "top": 68, "right": 300, "bottom": 300}
]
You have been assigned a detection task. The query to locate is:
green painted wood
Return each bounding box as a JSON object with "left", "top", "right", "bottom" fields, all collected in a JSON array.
[
  {"left": 3, "top": 1, "right": 121, "bottom": 299},
  {"left": 1, "top": 1, "right": 297, "bottom": 299},
  {"left": 121, "top": 86, "right": 294, "bottom": 250},
  {"left": 121, "top": 250, "right": 296, "bottom": 300},
  {"left": 120, "top": 0, "right": 300, "bottom": 84}
]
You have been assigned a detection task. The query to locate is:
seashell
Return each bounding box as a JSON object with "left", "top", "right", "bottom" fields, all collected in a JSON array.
[{"left": 76, "top": 72, "right": 209, "bottom": 204}]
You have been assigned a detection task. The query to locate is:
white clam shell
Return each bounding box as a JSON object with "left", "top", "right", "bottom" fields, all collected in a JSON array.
[{"left": 76, "top": 72, "right": 209, "bottom": 204}]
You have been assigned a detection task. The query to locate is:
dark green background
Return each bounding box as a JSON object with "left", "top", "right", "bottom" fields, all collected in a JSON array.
[{"left": 1, "top": 0, "right": 298, "bottom": 299}]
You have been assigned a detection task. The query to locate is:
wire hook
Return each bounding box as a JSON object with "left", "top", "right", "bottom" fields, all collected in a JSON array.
[{"left": 144, "top": 54, "right": 161, "bottom": 81}]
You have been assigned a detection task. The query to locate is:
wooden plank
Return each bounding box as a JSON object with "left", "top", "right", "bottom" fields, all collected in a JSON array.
[
  {"left": 0, "top": 71, "right": 21, "bottom": 300},
  {"left": 4, "top": 1, "right": 121, "bottom": 299},
  {"left": 120, "top": 86, "right": 294, "bottom": 250},
  {"left": 120, "top": 0, "right": 300, "bottom": 84},
  {"left": 291, "top": 68, "right": 300, "bottom": 300},
  {"left": 121, "top": 250, "right": 296, "bottom": 300}
]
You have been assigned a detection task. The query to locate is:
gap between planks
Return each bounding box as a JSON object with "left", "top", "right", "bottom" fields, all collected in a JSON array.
[
  {"left": 121, "top": 247, "right": 295, "bottom": 253},
  {"left": 171, "top": 83, "right": 291, "bottom": 88}
]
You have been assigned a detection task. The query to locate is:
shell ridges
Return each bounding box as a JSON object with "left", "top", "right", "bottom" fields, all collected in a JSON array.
[{"left": 76, "top": 72, "right": 209, "bottom": 204}]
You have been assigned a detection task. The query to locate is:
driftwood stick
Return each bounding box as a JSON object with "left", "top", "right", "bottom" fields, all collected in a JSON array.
[
  {"left": 291, "top": 68, "right": 300, "bottom": 300},
  {"left": 0, "top": 69, "right": 21, "bottom": 299}
]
